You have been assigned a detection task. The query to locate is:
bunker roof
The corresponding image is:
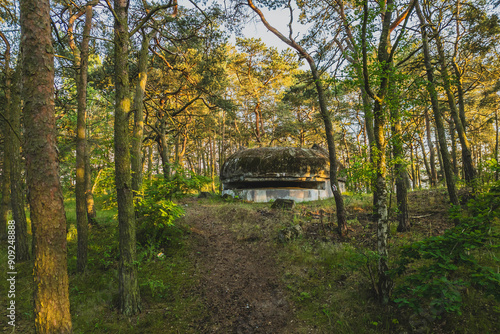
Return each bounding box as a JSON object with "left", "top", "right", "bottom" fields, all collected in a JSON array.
[{"left": 221, "top": 147, "right": 330, "bottom": 183}]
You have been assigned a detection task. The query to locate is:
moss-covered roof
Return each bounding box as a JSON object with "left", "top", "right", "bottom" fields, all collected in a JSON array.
[{"left": 221, "top": 147, "right": 330, "bottom": 182}]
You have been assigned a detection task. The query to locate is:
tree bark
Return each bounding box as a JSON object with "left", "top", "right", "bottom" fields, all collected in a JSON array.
[
  {"left": 20, "top": 0, "right": 72, "bottom": 331},
  {"left": 388, "top": 75, "right": 409, "bottom": 232},
  {"left": 416, "top": 0, "right": 459, "bottom": 206},
  {"left": 113, "top": 0, "right": 141, "bottom": 316},
  {"left": 423, "top": 107, "right": 438, "bottom": 187},
  {"left": 159, "top": 120, "right": 170, "bottom": 179},
  {"left": 409, "top": 142, "right": 416, "bottom": 189},
  {"left": 435, "top": 128, "right": 445, "bottom": 184},
  {"left": 131, "top": 32, "right": 152, "bottom": 193},
  {"left": 10, "top": 64, "right": 30, "bottom": 261},
  {"left": 449, "top": 120, "right": 459, "bottom": 177},
  {"left": 418, "top": 135, "right": 430, "bottom": 180},
  {"left": 69, "top": 3, "right": 93, "bottom": 274},
  {"left": 0, "top": 32, "right": 11, "bottom": 241}
]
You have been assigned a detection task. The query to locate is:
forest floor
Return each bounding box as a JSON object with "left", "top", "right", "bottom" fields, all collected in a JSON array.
[
  {"left": 177, "top": 188, "right": 456, "bottom": 333},
  {"left": 1, "top": 188, "right": 499, "bottom": 333},
  {"left": 184, "top": 200, "right": 292, "bottom": 333}
]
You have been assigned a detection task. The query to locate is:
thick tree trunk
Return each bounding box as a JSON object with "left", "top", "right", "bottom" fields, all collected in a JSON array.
[
  {"left": 20, "top": 0, "right": 72, "bottom": 331},
  {"left": 131, "top": 32, "right": 152, "bottom": 193},
  {"left": 417, "top": 1, "right": 459, "bottom": 206},
  {"left": 10, "top": 65, "right": 30, "bottom": 261},
  {"left": 114, "top": 0, "right": 141, "bottom": 316}
]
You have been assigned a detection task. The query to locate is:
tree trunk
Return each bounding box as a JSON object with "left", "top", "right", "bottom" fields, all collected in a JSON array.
[
  {"left": 20, "top": 0, "right": 72, "bottom": 331},
  {"left": 85, "top": 140, "right": 97, "bottom": 223},
  {"left": 0, "top": 33, "right": 11, "bottom": 241},
  {"left": 113, "top": 0, "right": 141, "bottom": 316},
  {"left": 355, "top": 66, "right": 378, "bottom": 216},
  {"left": 393, "top": 126, "right": 409, "bottom": 233},
  {"left": 309, "top": 63, "right": 348, "bottom": 237},
  {"left": 389, "top": 78, "right": 409, "bottom": 232},
  {"left": 147, "top": 145, "right": 153, "bottom": 180},
  {"left": 434, "top": 34, "right": 476, "bottom": 183},
  {"left": 496, "top": 109, "right": 499, "bottom": 181},
  {"left": 452, "top": 61, "right": 468, "bottom": 131},
  {"left": 435, "top": 129, "right": 445, "bottom": 184},
  {"left": 159, "top": 121, "right": 170, "bottom": 179},
  {"left": 71, "top": 3, "right": 93, "bottom": 274},
  {"left": 417, "top": 1, "right": 459, "bottom": 206},
  {"left": 410, "top": 142, "right": 416, "bottom": 189},
  {"left": 10, "top": 64, "right": 30, "bottom": 261},
  {"left": 425, "top": 107, "right": 438, "bottom": 187},
  {"left": 246, "top": 0, "right": 347, "bottom": 237},
  {"left": 419, "top": 135, "right": 431, "bottom": 184},
  {"left": 131, "top": 32, "right": 152, "bottom": 194},
  {"left": 449, "top": 120, "right": 459, "bottom": 177}
]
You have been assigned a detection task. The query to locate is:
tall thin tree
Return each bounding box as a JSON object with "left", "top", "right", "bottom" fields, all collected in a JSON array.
[
  {"left": 246, "top": 0, "right": 348, "bottom": 236},
  {"left": 416, "top": 0, "right": 459, "bottom": 206},
  {"left": 113, "top": 0, "right": 141, "bottom": 315},
  {"left": 68, "top": 0, "right": 96, "bottom": 274}
]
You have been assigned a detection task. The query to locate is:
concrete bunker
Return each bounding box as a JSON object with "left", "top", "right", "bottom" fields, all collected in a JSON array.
[{"left": 220, "top": 146, "right": 345, "bottom": 203}]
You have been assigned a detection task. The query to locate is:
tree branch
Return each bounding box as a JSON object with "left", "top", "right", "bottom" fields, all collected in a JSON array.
[
  {"left": 361, "top": 0, "right": 378, "bottom": 101},
  {"left": 130, "top": 2, "right": 175, "bottom": 36},
  {"left": 0, "top": 111, "right": 21, "bottom": 142}
]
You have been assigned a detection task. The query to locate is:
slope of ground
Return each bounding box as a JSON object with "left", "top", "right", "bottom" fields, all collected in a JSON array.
[{"left": 183, "top": 203, "right": 291, "bottom": 333}]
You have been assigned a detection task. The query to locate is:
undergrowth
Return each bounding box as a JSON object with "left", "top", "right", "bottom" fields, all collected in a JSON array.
[
  {"left": 276, "top": 187, "right": 500, "bottom": 333},
  {"left": 2, "top": 186, "right": 500, "bottom": 333}
]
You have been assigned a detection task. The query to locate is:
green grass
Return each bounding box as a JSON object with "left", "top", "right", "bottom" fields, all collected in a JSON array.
[
  {"left": 2, "top": 189, "right": 499, "bottom": 333},
  {"left": 271, "top": 190, "right": 500, "bottom": 333},
  {"left": 1, "top": 195, "right": 206, "bottom": 334}
]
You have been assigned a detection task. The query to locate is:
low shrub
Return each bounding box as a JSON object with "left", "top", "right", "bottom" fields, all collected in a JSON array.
[{"left": 391, "top": 184, "right": 500, "bottom": 317}]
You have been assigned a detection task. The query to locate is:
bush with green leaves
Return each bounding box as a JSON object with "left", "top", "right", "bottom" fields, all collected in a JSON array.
[
  {"left": 136, "top": 194, "right": 184, "bottom": 249},
  {"left": 162, "top": 163, "right": 212, "bottom": 199},
  {"left": 135, "top": 166, "right": 210, "bottom": 249},
  {"left": 391, "top": 185, "right": 500, "bottom": 317}
]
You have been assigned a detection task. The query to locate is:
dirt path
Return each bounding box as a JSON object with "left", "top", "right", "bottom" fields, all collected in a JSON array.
[{"left": 184, "top": 203, "right": 292, "bottom": 333}]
